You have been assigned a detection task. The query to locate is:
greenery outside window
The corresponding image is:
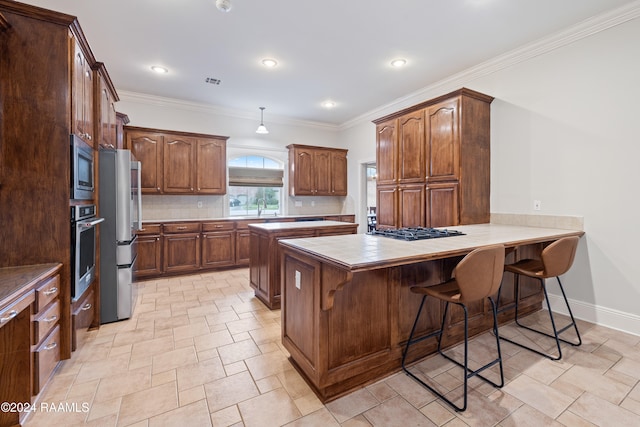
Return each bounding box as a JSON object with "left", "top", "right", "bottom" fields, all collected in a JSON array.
[{"left": 228, "top": 155, "right": 283, "bottom": 216}]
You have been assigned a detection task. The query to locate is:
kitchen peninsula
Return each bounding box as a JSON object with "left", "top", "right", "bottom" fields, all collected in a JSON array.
[{"left": 278, "top": 223, "right": 584, "bottom": 402}]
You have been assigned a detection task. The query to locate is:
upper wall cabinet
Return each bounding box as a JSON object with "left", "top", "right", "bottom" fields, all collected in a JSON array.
[
  {"left": 287, "top": 144, "right": 348, "bottom": 196},
  {"left": 125, "top": 126, "right": 228, "bottom": 195},
  {"left": 373, "top": 88, "right": 493, "bottom": 228},
  {"left": 72, "top": 36, "right": 94, "bottom": 144},
  {"left": 96, "top": 63, "right": 118, "bottom": 150}
]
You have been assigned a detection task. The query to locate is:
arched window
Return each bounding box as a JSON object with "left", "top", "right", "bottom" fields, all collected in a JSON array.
[{"left": 228, "top": 155, "right": 284, "bottom": 216}]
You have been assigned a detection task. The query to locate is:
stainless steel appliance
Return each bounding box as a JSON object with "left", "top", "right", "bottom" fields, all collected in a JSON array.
[
  {"left": 70, "top": 134, "right": 95, "bottom": 200},
  {"left": 370, "top": 227, "right": 465, "bottom": 241},
  {"left": 99, "top": 149, "right": 142, "bottom": 323},
  {"left": 71, "top": 204, "right": 104, "bottom": 300}
]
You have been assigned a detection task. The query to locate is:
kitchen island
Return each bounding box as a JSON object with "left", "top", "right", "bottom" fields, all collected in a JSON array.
[
  {"left": 278, "top": 223, "right": 584, "bottom": 402},
  {"left": 249, "top": 221, "right": 358, "bottom": 309}
]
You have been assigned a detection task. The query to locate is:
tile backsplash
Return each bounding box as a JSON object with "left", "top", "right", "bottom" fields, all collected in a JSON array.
[
  {"left": 490, "top": 213, "right": 584, "bottom": 231},
  {"left": 142, "top": 194, "right": 353, "bottom": 220}
]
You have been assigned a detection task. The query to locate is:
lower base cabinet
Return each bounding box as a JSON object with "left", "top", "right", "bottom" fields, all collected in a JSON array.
[
  {"left": 0, "top": 264, "right": 62, "bottom": 427},
  {"left": 71, "top": 288, "right": 94, "bottom": 352},
  {"left": 134, "top": 216, "right": 356, "bottom": 279},
  {"left": 136, "top": 232, "right": 163, "bottom": 279}
]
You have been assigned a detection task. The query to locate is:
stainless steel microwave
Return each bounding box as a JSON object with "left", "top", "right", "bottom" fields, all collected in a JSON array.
[{"left": 70, "top": 134, "right": 95, "bottom": 200}]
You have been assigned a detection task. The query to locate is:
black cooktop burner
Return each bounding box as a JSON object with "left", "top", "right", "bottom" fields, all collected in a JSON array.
[{"left": 370, "top": 227, "right": 465, "bottom": 241}]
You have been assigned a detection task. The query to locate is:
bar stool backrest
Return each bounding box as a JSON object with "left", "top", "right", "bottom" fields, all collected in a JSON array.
[
  {"left": 454, "top": 244, "right": 505, "bottom": 303},
  {"left": 541, "top": 236, "right": 579, "bottom": 278}
]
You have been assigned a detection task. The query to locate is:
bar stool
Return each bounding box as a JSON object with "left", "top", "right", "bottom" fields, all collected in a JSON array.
[
  {"left": 498, "top": 236, "right": 581, "bottom": 360},
  {"left": 401, "top": 244, "right": 505, "bottom": 412}
]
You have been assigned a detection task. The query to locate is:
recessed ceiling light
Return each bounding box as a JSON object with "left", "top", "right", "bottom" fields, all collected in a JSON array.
[
  {"left": 322, "top": 100, "right": 336, "bottom": 109},
  {"left": 261, "top": 58, "right": 278, "bottom": 68},
  {"left": 150, "top": 65, "right": 168, "bottom": 74},
  {"left": 390, "top": 59, "right": 407, "bottom": 68}
]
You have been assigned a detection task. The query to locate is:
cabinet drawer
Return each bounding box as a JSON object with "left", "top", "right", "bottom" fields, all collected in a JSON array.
[
  {"left": 35, "top": 275, "right": 60, "bottom": 313},
  {"left": 72, "top": 290, "right": 94, "bottom": 351},
  {"left": 138, "top": 224, "right": 162, "bottom": 235},
  {"left": 33, "top": 325, "right": 61, "bottom": 394},
  {"left": 33, "top": 299, "right": 60, "bottom": 345},
  {"left": 202, "top": 221, "right": 234, "bottom": 232},
  {"left": 163, "top": 222, "right": 201, "bottom": 234}
]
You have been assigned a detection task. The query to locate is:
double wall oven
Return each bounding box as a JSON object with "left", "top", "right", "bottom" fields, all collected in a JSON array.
[{"left": 70, "top": 204, "right": 104, "bottom": 301}]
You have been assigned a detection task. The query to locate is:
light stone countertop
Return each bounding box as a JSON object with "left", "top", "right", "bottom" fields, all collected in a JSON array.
[
  {"left": 278, "top": 223, "right": 584, "bottom": 271},
  {"left": 248, "top": 220, "right": 357, "bottom": 231}
]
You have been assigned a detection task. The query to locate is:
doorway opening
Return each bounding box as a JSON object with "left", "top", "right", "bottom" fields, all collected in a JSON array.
[{"left": 364, "top": 162, "right": 376, "bottom": 232}]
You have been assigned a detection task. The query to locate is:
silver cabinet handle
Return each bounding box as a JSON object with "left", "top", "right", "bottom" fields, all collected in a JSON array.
[
  {"left": 43, "top": 315, "right": 58, "bottom": 323},
  {"left": 0, "top": 310, "right": 18, "bottom": 323},
  {"left": 43, "top": 342, "right": 58, "bottom": 351},
  {"left": 81, "top": 303, "right": 92, "bottom": 311},
  {"left": 43, "top": 287, "right": 58, "bottom": 296}
]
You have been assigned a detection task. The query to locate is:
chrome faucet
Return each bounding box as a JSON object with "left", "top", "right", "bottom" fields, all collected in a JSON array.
[{"left": 257, "top": 198, "right": 267, "bottom": 217}]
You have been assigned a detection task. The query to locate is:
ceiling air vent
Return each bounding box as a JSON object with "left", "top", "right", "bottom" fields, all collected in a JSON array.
[{"left": 205, "top": 77, "right": 221, "bottom": 85}]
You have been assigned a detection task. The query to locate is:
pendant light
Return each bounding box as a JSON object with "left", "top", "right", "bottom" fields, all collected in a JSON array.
[{"left": 256, "top": 107, "right": 269, "bottom": 134}]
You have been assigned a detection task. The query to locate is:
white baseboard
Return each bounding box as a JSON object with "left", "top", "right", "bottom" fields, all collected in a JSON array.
[{"left": 546, "top": 294, "right": 640, "bottom": 337}]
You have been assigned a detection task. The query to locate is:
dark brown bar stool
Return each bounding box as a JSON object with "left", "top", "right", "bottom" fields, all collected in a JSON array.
[
  {"left": 498, "top": 236, "right": 581, "bottom": 360},
  {"left": 402, "top": 244, "right": 506, "bottom": 412}
]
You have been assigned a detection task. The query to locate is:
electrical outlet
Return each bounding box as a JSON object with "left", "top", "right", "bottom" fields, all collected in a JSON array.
[
  {"left": 295, "top": 201, "right": 302, "bottom": 207},
  {"left": 311, "top": 201, "right": 315, "bottom": 207},
  {"left": 197, "top": 201, "right": 203, "bottom": 208},
  {"left": 533, "top": 200, "right": 541, "bottom": 211}
]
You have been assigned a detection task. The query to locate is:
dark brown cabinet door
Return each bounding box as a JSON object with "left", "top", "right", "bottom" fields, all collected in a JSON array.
[
  {"left": 398, "top": 111, "right": 425, "bottom": 183},
  {"left": 290, "top": 148, "right": 315, "bottom": 195},
  {"left": 426, "top": 98, "right": 459, "bottom": 182},
  {"left": 330, "top": 151, "right": 348, "bottom": 195},
  {"left": 201, "top": 231, "right": 235, "bottom": 268},
  {"left": 98, "top": 74, "right": 116, "bottom": 150},
  {"left": 376, "top": 185, "right": 398, "bottom": 229},
  {"left": 163, "top": 136, "right": 196, "bottom": 193},
  {"left": 376, "top": 119, "right": 397, "bottom": 185},
  {"left": 128, "top": 131, "right": 164, "bottom": 194},
  {"left": 164, "top": 233, "right": 201, "bottom": 273},
  {"left": 314, "top": 150, "right": 331, "bottom": 195},
  {"left": 72, "top": 40, "right": 93, "bottom": 144},
  {"left": 399, "top": 184, "right": 425, "bottom": 228},
  {"left": 135, "top": 235, "right": 163, "bottom": 278},
  {"left": 426, "top": 182, "right": 459, "bottom": 227},
  {"left": 235, "top": 230, "right": 251, "bottom": 266},
  {"left": 196, "top": 138, "right": 226, "bottom": 194}
]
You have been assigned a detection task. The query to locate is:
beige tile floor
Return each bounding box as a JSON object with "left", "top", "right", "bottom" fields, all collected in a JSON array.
[{"left": 25, "top": 268, "right": 640, "bottom": 427}]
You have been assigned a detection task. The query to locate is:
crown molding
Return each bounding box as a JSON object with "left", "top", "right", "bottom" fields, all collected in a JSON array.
[
  {"left": 339, "top": 0, "right": 640, "bottom": 131},
  {"left": 118, "top": 90, "right": 340, "bottom": 132}
]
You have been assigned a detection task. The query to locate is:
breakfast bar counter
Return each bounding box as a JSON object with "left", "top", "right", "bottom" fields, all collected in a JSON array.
[{"left": 277, "top": 223, "right": 584, "bottom": 402}]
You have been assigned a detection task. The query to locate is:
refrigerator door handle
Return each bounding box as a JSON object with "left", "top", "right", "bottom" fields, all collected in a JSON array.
[{"left": 137, "top": 165, "right": 143, "bottom": 230}]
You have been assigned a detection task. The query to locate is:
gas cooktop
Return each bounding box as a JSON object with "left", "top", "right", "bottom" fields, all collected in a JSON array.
[{"left": 370, "top": 227, "right": 465, "bottom": 241}]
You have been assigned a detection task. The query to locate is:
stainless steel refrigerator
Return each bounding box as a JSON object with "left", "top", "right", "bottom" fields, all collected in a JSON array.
[{"left": 99, "top": 149, "right": 142, "bottom": 323}]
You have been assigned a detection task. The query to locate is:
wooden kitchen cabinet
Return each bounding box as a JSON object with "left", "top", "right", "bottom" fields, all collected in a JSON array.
[
  {"left": 287, "top": 144, "right": 348, "bottom": 196},
  {"left": 196, "top": 138, "right": 227, "bottom": 194},
  {"left": 125, "top": 126, "right": 228, "bottom": 195},
  {"left": 163, "top": 135, "right": 197, "bottom": 193},
  {"left": 96, "top": 64, "right": 118, "bottom": 150},
  {"left": 72, "top": 36, "right": 94, "bottom": 144},
  {"left": 163, "top": 223, "right": 202, "bottom": 274},
  {"left": 71, "top": 286, "right": 94, "bottom": 352},
  {"left": 127, "top": 130, "right": 164, "bottom": 194},
  {"left": 375, "top": 118, "right": 397, "bottom": 185},
  {"left": 373, "top": 88, "right": 493, "bottom": 228},
  {"left": 399, "top": 184, "right": 425, "bottom": 228},
  {"left": 135, "top": 225, "right": 163, "bottom": 279},
  {"left": 201, "top": 222, "right": 236, "bottom": 268}
]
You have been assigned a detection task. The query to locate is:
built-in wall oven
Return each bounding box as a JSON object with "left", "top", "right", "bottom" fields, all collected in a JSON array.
[{"left": 71, "top": 205, "right": 104, "bottom": 301}]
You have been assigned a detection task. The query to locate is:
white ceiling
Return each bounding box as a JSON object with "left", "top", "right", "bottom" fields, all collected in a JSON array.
[{"left": 18, "top": 0, "right": 635, "bottom": 125}]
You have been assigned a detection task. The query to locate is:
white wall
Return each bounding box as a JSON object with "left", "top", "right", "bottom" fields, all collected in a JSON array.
[{"left": 342, "top": 13, "right": 640, "bottom": 334}]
